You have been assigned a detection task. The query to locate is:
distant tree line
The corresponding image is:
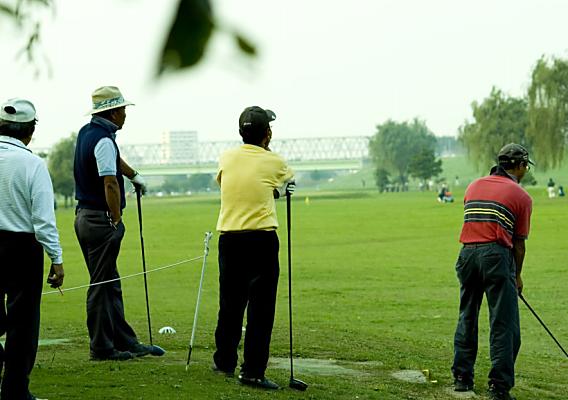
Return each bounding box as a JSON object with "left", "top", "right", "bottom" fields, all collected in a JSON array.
[
  {"left": 460, "top": 56, "right": 568, "bottom": 173},
  {"left": 369, "top": 55, "right": 568, "bottom": 192}
]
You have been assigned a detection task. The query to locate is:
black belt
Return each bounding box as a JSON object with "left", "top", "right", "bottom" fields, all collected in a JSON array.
[{"left": 463, "top": 242, "right": 495, "bottom": 248}]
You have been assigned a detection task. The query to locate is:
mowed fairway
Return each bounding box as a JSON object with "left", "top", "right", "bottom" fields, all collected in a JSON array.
[{"left": 32, "top": 190, "right": 567, "bottom": 399}]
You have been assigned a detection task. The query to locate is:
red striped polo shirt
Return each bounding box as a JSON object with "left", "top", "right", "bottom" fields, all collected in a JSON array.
[{"left": 459, "top": 173, "right": 532, "bottom": 248}]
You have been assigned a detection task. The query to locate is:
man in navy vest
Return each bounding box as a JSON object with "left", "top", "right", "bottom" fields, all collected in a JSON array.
[{"left": 74, "top": 86, "right": 164, "bottom": 361}]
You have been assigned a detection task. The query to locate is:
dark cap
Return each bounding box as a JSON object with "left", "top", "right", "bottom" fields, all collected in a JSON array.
[
  {"left": 239, "top": 106, "right": 276, "bottom": 136},
  {"left": 497, "top": 143, "right": 534, "bottom": 165}
]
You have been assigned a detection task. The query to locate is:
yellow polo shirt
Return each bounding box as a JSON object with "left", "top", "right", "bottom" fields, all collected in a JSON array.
[{"left": 216, "top": 144, "right": 294, "bottom": 232}]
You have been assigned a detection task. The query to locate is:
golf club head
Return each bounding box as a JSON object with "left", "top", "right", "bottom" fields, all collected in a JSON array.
[{"left": 289, "top": 378, "right": 308, "bottom": 391}]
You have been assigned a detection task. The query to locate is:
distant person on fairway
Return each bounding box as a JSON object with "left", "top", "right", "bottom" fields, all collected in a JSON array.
[
  {"left": 452, "top": 143, "right": 533, "bottom": 400},
  {"left": 213, "top": 106, "right": 295, "bottom": 389},
  {"left": 73, "top": 86, "right": 164, "bottom": 361},
  {"left": 0, "top": 98, "right": 65, "bottom": 400},
  {"left": 547, "top": 177, "right": 556, "bottom": 198}
]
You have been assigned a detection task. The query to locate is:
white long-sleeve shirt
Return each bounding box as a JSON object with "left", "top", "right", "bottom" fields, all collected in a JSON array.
[{"left": 0, "top": 135, "right": 63, "bottom": 264}]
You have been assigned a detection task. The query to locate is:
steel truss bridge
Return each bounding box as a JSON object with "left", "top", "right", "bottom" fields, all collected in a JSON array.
[{"left": 119, "top": 136, "right": 370, "bottom": 176}]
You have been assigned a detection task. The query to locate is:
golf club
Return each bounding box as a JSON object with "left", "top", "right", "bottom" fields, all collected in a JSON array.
[
  {"left": 186, "top": 231, "right": 213, "bottom": 371},
  {"left": 519, "top": 293, "right": 568, "bottom": 358},
  {"left": 135, "top": 186, "right": 153, "bottom": 345},
  {"left": 286, "top": 190, "right": 308, "bottom": 391}
]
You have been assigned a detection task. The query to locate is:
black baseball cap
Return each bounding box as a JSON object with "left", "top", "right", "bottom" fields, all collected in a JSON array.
[
  {"left": 239, "top": 106, "right": 276, "bottom": 135},
  {"left": 497, "top": 143, "right": 534, "bottom": 165}
]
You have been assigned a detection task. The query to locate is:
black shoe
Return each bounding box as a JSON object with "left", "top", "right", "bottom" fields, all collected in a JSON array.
[
  {"left": 129, "top": 343, "right": 166, "bottom": 357},
  {"left": 454, "top": 375, "right": 473, "bottom": 392},
  {"left": 488, "top": 385, "right": 516, "bottom": 400},
  {"left": 90, "top": 349, "right": 134, "bottom": 361},
  {"left": 212, "top": 363, "right": 235, "bottom": 377},
  {"left": 238, "top": 374, "right": 279, "bottom": 390}
]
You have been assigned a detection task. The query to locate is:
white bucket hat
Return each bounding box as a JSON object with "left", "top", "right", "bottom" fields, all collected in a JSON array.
[{"left": 87, "top": 86, "right": 134, "bottom": 115}]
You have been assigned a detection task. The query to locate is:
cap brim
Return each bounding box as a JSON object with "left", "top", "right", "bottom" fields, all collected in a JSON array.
[{"left": 265, "top": 109, "right": 276, "bottom": 122}]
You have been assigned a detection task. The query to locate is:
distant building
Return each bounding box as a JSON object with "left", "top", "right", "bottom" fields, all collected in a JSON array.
[{"left": 161, "top": 131, "right": 198, "bottom": 164}]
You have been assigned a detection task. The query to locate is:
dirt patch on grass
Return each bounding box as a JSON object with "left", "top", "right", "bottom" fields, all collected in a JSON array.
[
  {"left": 391, "top": 370, "right": 427, "bottom": 384},
  {"left": 271, "top": 357, "right": 371, "bottom": 376}
]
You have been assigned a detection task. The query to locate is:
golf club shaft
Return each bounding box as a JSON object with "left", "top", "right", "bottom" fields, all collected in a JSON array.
[
  {"left": 519, "top": 294, "right": 568, "bottom": 358},
  {"left": 286, "top": 191, "right": 295, "bottom": 379},
  {"left": 186, "top": 232, "right": 213, "bottom": 367},
  {"left": 136, "top": 188, "right": 153, "bottom": 345}
]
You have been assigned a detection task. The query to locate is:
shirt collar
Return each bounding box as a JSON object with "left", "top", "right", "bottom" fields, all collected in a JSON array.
[
  {"left": 241, "top": 143, "right": 266, "bottom": 151},
  {"left": 91, "top": 115, "right": 119, "bottom": 139},
  {"left": 490, "top": 165, "right": 518, "bottom": 183},
  {"left": 0, "top": 135, "right": 31, "bottom": 152}
]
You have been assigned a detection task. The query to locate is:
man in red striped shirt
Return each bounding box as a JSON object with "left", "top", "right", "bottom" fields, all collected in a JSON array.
[{"left": 452, "top": 143, "right": 533, "bottom": 400}]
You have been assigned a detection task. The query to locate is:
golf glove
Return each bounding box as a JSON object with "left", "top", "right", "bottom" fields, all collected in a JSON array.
[
  {"left": 286, "top": 181, "right": 296, "bottom": 195},
  {"left": 131, "top": 171, "right": 147, "bottom": 195}
]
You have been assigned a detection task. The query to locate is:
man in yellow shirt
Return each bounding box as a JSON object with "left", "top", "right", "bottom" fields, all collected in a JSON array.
[{"left": 213, "top": 106, "right": 294, "bottom": 390}]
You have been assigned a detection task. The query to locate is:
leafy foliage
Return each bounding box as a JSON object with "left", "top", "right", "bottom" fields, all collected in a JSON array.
[
  {"left": 408, "top": 148, "right": 442, "bottom": 182},
  {"left": 527, "top": 56, "right": 568, "bottom": 170},
  {"left": 1, "top": 0, "right": 256, "bottom": 76},
  {"left": 458, "top": 87, "right": 529, "bottom": 172},
  {"left": 369, "top": 118, "right": 439, "bottom": 187},
  {"left": 374, "top": 168, "right": 390, "bottom": 192},
  {"left": 187, "top": 173, "right": 214, "bottom": 192},
  {"left": 47, "top": 132, "right": 76, "bottom": 207}
]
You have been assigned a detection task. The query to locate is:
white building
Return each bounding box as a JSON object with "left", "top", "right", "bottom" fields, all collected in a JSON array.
[{"left": 161, "top": 130, "right": 198, "bottom": 164}]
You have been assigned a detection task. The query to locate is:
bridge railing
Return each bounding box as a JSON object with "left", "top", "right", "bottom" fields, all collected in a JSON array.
[{"left": 119, "top": 136, "right": 370, "bottom": 166}]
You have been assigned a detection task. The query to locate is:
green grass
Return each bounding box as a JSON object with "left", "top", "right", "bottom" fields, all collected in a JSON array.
[{"left": 29, "top": 191, "right": 568, "bottom": 399}]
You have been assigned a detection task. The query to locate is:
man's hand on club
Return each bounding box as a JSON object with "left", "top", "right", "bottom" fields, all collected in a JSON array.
[
  {"left": 286, "top": 181, "right": 296, "bottom": 195},
  {"left": 47, "top": 263, "right": 64, "bottom": 288},
  {"left": 131, "top": 172, "right": 147, "bottom": 195}
]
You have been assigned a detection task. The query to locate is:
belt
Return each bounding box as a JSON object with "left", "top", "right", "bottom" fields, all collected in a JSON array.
[{"left": 463, "top": 242, "right": 495, "bottom": 248}]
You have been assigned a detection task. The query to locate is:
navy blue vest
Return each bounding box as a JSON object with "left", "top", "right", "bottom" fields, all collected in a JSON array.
[{"left": 74, "top": 119, "right": 126, "bottom": 211}]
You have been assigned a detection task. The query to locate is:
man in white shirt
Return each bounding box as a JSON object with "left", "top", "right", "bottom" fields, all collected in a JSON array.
[{"left": 0, "top": 98, "right": 64, "bottom": 400}]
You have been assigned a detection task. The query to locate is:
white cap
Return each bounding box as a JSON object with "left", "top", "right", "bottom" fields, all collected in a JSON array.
[{"left": 0, "top": 98, "right": 37, "bottom": 123}]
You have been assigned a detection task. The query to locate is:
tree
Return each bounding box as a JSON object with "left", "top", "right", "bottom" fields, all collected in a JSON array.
[
  {"left": 0, "top": 0, "right": 256, "bottom": 77},
  {"left": 187, "top": 173, "right": 214, "bottom": 192},
  {"left": 374, "top": 168, "right": 390, "bottom": 193},
  {"left": 161, "top": 174, "right": 191, "bottom": 193},
  {"left": 459, "top": 87, "right": 529, "bottom": 172},
  {"left": 408, "top": 148, "right": 442, "bottom": 182},
  {"left": 48, "top": 132, "right": 76, "bottom": 207},
  {"left": 526, "top": 56, "right": 568, "bottom": 170},
  {"left": 369, "top": 118, "right": 438, "bottom": 187}
]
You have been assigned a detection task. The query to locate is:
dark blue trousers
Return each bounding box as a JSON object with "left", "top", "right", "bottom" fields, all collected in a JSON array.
[
  {"left": 0, "top": 230, "right": 43, "bottom": 400},
  {"left": 213, "top": 231, "right": 280, "bottom": 378},
  {"left": 452, "top": 243, "right": 520, "bottom": 392}
]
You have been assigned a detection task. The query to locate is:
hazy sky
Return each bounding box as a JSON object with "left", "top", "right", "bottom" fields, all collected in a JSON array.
[{"left": 1, "top": 0, "right": 567, "bottom": 148}]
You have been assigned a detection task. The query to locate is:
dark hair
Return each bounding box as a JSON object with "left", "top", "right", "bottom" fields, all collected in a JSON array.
[
  {"left": 239, "top": 126, "right": 268, "bottom": 146},
  {"left": 0, "top": 120, "right": 35, "bottom": 140}
]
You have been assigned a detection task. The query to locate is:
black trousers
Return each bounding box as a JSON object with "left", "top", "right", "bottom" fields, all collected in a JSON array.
[
  {"left": 0, "top": 230, "right": 43, "bottom": 400},
  {"left": 452, "top": 243, "right": 520, "bottom": 392},
  {"left": 74, "top": 209, "right": 138, "bottom": 355},
  {"left": 213, "top": 231, "right": 280, "bottom": 378}
]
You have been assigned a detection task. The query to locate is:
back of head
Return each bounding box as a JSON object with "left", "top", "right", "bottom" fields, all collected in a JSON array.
[
  {"left": 238, "top": 106, "right": 276, "bottom": 145},
  {"left": 0, "top": 98, "right": 37, "bottom": 140},
  {"left": 497, "top": 143, "right": 533, "bottom": 170}
]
